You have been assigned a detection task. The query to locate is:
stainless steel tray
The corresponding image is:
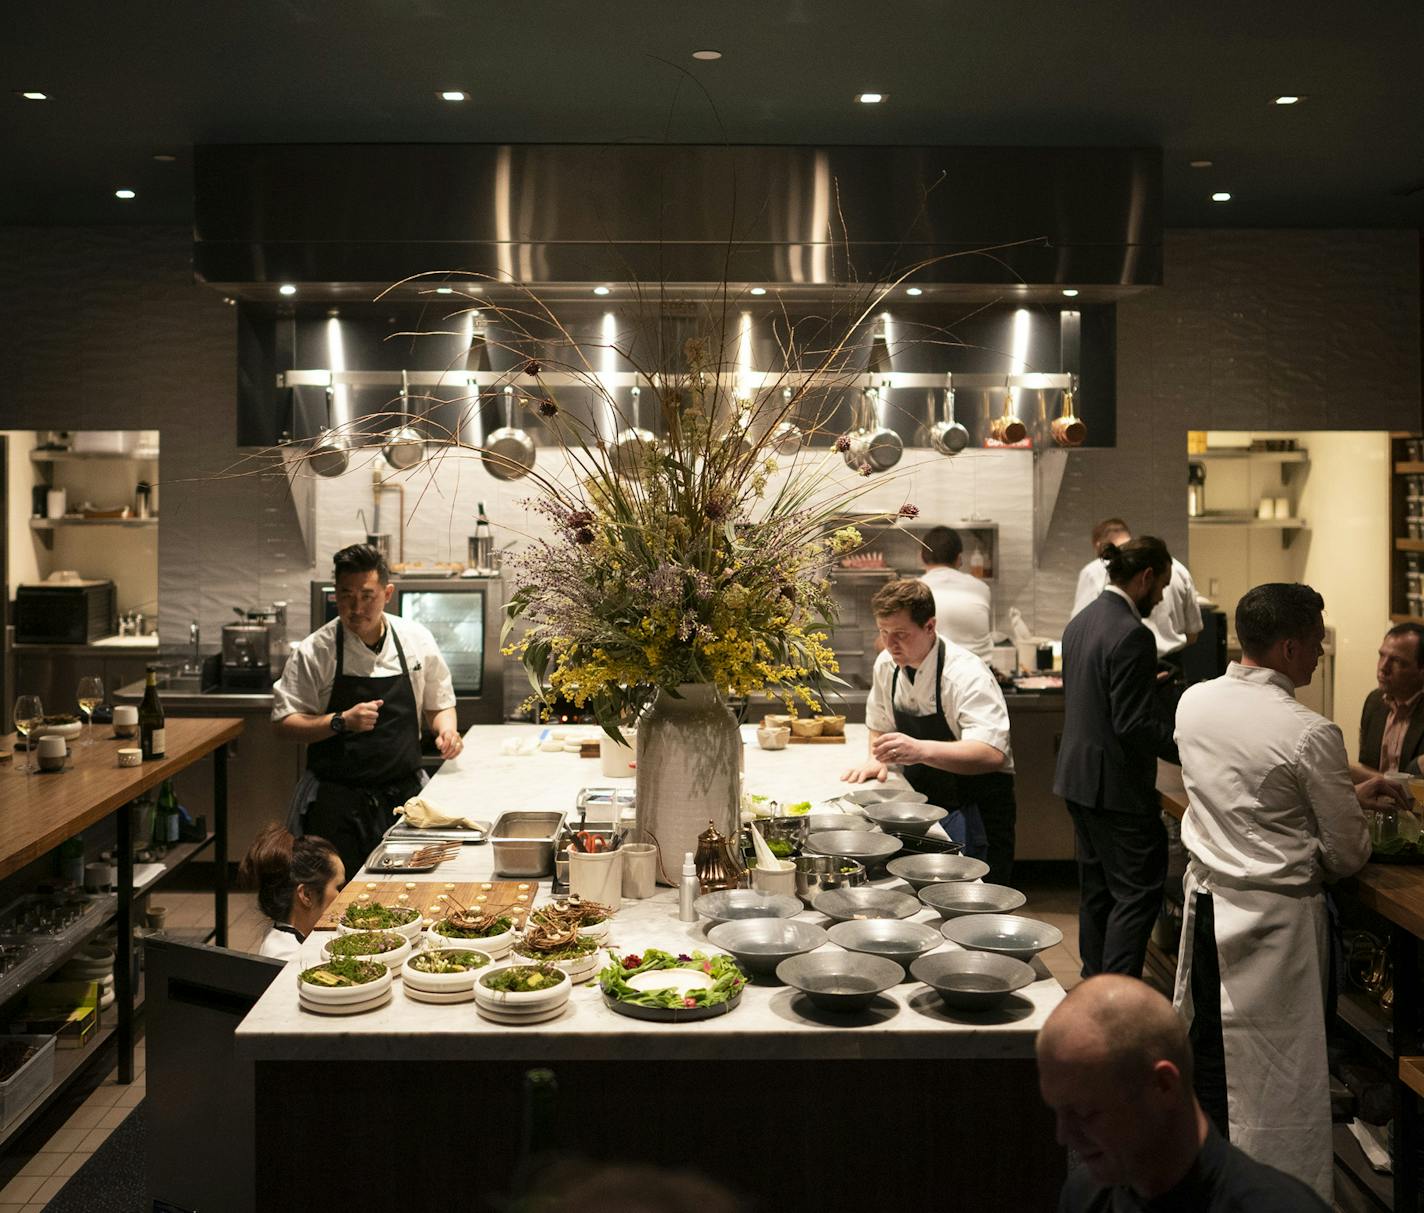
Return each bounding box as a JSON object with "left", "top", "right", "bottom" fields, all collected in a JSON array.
[
  {"left": 385, "top": 821, "right": 487, "bottom": 844},
  {"left": 363, "top": 842, "right": 453, "bottom": 873}
]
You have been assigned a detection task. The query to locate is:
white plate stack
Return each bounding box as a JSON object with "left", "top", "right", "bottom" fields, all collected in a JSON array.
[
  {"left": 297, "top": 964, "right": 394, "bottom": 1016},
  {"left": 336, "top": 907, "right": 423, "bottom": 943},
  {"left": 427, "top": 921, "right": 515, "bottom": 959},
  {"left": 60, "top": 945, "right": 115, "bottom": 1010},
  {"left": 402, "top": 949, "right": 493, "bottom": 1005},
  {"left": 473, "top": 966, "right": 571, "bottom": 1025},
  {"left": 321, "top": 932, "right": 413, "bottom": 978},
  {"left": 508, "top": 946, "right": 604, "bottom": 985}
]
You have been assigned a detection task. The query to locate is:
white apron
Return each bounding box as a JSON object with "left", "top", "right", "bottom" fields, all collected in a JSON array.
[{"left": 1173, "top": 863, "right": 1333, "bottom": 1204}]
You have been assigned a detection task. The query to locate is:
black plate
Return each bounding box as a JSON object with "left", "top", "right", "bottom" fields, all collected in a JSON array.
[{"left": 601, "top": 988, "right": 742, "bottom": 1022}]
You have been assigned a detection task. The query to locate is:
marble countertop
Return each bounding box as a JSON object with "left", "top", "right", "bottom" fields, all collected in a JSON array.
[{"left": 235, "top": 723, "right": 1064, "bottom": 1062}]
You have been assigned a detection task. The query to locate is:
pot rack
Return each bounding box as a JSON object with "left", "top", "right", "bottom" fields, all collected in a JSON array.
[{"left": 277, "top": 369, "right": 1075, "bottom": 393}]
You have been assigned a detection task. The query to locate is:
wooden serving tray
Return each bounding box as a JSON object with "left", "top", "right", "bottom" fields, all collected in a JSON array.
[
  {"left": 317, "top": 880, "right": 537, "bottom": 931},
  {"left": 786, "top": 735, "right": 846, "bottom": 745}
]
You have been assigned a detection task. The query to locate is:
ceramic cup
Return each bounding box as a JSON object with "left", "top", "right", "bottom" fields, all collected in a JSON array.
[
  {"left": 113, "top": 705, "right": 139, "bottom": 739},
  {"left": 751, "top": 862, "right": 798, "bottom": 898},
  {"left": 84, "top": 861, "right": 114, "bottom": 893},
  {"left": 600, "top": 735, "right": 635, "bottom": 779},
  {"left": 756, "top": 727, "right": 790, "bottom": 751},
  {"left": 116, "top": 748, "right": 142, "bottom": 768},
  {"left": 569, "top": 848, "right": 624, "bottom": 907},
  {"left": 37, "top": 735, "right": 67, "bottom": 772},
  {"left": 620, "top": 843, "right": 658, "bottom": 898}
]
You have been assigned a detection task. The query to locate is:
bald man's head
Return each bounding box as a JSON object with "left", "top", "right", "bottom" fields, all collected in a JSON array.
[{"left": 1037, "top": 977, "right": 1198, "bottom": 1191}]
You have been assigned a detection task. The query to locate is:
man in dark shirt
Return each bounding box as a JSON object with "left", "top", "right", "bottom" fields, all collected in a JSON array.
[{"left": 1037, "top": 975, "right": 1328, "bottom": 1212}]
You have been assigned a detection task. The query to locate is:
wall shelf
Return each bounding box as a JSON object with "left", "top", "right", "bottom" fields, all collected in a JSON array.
[
  {"left": 1195, "top": 449, "right": 1309, "bottom": 463},
  {"left": 30, "top": 450, "right": 157, "bottom": 464},
  {"left": 1188, "top": 515, "right": 1308, "bottom": 549},
  {"left": 29, "top": 517, "right": 158, "bottom": 551},
  {"left": 1396, "top": 539, "right": 1424, "bottom": 553}
]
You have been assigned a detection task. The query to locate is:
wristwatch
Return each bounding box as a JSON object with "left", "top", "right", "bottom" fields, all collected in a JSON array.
[{"left": 329, "top": 711, "right": 347, "bottom": 734}]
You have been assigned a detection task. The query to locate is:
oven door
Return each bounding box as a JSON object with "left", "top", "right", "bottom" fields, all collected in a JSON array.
[{"left": 393, "top": 578, "right": 503, "bottom": 725}]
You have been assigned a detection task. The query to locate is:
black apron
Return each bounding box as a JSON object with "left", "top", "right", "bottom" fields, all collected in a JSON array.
[
  {"left": 891, "top": 639, "right": 1015, "bottom": 875},
  {"left": 304, "top": 621, "right": 424, "bottom": 882}
]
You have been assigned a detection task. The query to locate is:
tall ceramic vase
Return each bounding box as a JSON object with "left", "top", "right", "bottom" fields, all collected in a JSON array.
[{"left": 636, "top": 684, "right": 741, "bottom": 885}]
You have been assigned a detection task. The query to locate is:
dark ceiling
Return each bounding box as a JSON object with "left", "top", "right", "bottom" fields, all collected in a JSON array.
[{"left": 4, "top": 0, "right": 1422, "bottom": 229}]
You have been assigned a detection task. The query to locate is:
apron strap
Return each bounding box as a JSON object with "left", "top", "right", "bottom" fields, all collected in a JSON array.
[{"left": 385, "top": 623, "right": 423, "bottom": 743}]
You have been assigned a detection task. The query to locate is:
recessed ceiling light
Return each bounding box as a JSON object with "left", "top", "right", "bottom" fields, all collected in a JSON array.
[
  {"left": 1061, "top": 288, "right": 1080, "bottom": 298},
  {"left": 855, "top": 92, "right": 886, "bottom": 105},
  {"left": 1211, "top": 192, "right": 1232, "bottom": 202},
  {"left": 749, "top": 286, "right": 767, "bottom": 296},
  {"left": 592, "top": 285, "right": 610, "bottom": 296},
  {"left": 440, "top": 90, "right": 467, "bottom": 102},
  {"left": 278, "top": 283, "right": 297, "bottom": 296},
  {"left": 692, "top": 49, "right": 722, "bottom": 60},
  {"left": 435, "top": 287, "right": 454, "bottom": 295},
  {"left": 1273, "top": 95, "right": 1302, "bottom": 105},
  {"left": 18, "top": 91, "right": 49, "bottom": 101},
  {"left": 1189, "top": 159, "right": 1213, "bottom": 168},
  {"left": 153, "top": 153, "right": 177, "bottom": 163},
  {"left": 114, "top": 189, "right": 136, "bottom": 200},
  {"left": 905, "top": 287, "right": 923, "bottom": 296}
]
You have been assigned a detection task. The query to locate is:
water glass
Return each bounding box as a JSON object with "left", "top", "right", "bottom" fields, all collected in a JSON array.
[{"left": 77, "top": 676, "right": 104, "bottom": 747}]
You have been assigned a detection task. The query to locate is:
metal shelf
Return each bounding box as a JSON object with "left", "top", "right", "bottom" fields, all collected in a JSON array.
[
  {"left": 1333, "top": 1122, "right": 1394, "bottom": 1211},
  {"left": 29, "top": 450, "right": 158, "bottom": 464},
  {"left": 1194, "top": 449, "right": 1309, "bottom": 463},
  {"left": 1338, "top": 989, "right": 1394, "bottom": 1062},
  {"left": 29, "top": 518, "right": 157, "bottom": 529},
  {"left": 1188, "top": 515, "right": 1308, "bottom": 549}
]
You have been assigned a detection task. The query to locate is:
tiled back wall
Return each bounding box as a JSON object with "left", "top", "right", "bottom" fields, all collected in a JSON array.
[{"left": 1, "top": 227, "right": 1418, "bottom": 681}]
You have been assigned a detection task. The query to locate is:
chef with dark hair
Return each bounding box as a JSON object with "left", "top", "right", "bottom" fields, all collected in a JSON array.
[{"left": 273, "top": 543, "right": 460, "bottom": 882}]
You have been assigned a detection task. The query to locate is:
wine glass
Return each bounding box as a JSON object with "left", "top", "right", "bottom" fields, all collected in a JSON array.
[
  {"left": 76, "top": 676, "right": 104, "bottom": 747},
  {"left": 12, "top": 696, "right": 43, "bottom": 776}
]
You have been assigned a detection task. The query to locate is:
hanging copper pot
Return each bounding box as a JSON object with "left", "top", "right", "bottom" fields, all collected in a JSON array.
[
  {"left": 694, "top": 820, "right": 744, "bottom": 893},
  {"left": 989, "top": 388, "right": 1027, "bottom": 445},
  {"left": 1051, "top": 386, "right": 1088, "bottom": 447}
]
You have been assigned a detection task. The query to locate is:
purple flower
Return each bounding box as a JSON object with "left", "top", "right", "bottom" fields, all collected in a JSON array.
[
  {"left": 574, "top": 528, "right": 595, "bottom": 545},
  {"left": 524, "top": 359, "right": 542, "bottom": 376},
  {"left": 834, "top": 435, "right": 851, "bottom": 453},
  {"left": 898, "top": 504, "right": 920, "bottom": 519},
  {"left": 538, "top": 398, "right": 558, "bottom": 418},
  {"left": 567, "top": 509, "right": 594, "bottom": 528},
  {"left": 677, "top": 953, "right": 692, "bottom": 963}
]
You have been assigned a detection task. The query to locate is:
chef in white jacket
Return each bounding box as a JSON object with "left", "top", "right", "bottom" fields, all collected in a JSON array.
[
  {"left": 1172, "top": 582, "right": 1400, "bottom": 1202},
  {"left": 1072, "top": 517, "right": 1203, "bottom": 658}
]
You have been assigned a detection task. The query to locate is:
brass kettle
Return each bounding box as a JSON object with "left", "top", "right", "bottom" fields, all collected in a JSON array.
[{"left": 694, "top": 820, "right": 744, "bottom": 893}]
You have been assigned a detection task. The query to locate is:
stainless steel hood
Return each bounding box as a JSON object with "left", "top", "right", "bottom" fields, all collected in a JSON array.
[{"left": 195, "top": 143, "right": 1161, "bottom": 299}]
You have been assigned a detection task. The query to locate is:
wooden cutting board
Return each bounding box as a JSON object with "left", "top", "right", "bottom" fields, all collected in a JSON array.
[
  {"left": 786, "top": 735, "right": 847, "bottom": 744},
  {"left": 317, "top": 880, "right": 537, "bottom": 931}
]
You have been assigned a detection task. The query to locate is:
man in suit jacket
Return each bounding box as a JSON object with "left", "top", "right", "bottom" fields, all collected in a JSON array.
[
  {"left": 1355, "top": 623, "right": 1424, "bottom": 777},
  {"left": 1055, "top": 536, "right": 1180, "bottom": 978}
]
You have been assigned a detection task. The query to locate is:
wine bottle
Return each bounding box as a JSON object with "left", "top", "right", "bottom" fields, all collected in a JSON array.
[
  {"left": 158, "top": 780, "right": 181, "bottom": 844},
  {"left": 139, "top": 666, "right": 166, "bottom": 760}
]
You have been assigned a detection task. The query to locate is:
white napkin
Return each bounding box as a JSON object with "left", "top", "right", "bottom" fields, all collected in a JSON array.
[{"left": 395, "top": 796, "right": 487, "bottom": 832}]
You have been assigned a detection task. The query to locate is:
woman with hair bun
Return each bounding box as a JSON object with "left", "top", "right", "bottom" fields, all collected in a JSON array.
[{"left": 238, "top": 824, "right": 344, "bottom": 960}]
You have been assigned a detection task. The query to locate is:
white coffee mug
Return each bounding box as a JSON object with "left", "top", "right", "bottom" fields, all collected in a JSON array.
[
  {"left": 46, "top": 489, "right": 67, "bottom": 519},
  {"left": 37, "top": 735, "right": 67, "bottom": 772}
]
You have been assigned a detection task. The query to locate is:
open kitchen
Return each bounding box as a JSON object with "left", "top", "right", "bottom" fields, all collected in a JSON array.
[{"left": 2, "top": 10, "right": 1423, "bottom": 1212}]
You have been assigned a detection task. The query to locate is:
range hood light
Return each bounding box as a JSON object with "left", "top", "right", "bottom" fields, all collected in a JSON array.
[
  {"left": 691, "top": 49, "right": 722, "bottom": 60},
  {"left": 856, "top": 92, "right": 886, "bottom": 104},
  {"left": 279, "top": 283, "right": 298, "bottom": 296},
  {"left": 435, "top": 287, "right": 454, "bottom": 295},
  {"left": 905, "top": 287, "right": 923, "bottom": 296},
  {"left": 18, "top": 91, "right": 49, "bottom": 101},
  {"left": 114, "top": 189, "right": 136, "bottom": 200},
  {"left": 1190, "top": 159, "right": 1213, "bottom": 168},
  {"left": 593, "top": 285, "right": 610, "bottom": 296},
  {"left": 1211, "top": 192, "right": 1232, "bottom": 203},
  {"left": 749, "top": 286, "right": 767, "bottom": 296},
  {"left": 1273, "top": 95, "right": 1302, "bottom": 105},
  {"left": 440, "top": 90, "right": 467, "bottom": 102},
  {"left": 1061, "top": 288, "right": 1079, "bottom": 297}
]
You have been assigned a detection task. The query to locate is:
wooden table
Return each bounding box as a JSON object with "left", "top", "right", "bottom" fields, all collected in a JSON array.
[
  {"left": 1158, "top": 760, "right": 1424, "bottom": 1212},
  {"left": 1, "top": 716, "right": 242, "bottom": 1085}
]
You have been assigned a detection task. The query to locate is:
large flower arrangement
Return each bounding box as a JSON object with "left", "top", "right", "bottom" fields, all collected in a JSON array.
[{"left": 496, "top": 301, "right": 913, "bottom": 738}]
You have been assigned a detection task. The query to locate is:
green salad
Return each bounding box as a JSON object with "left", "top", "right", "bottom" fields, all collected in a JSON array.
[
  {"left": 433, "top": 915, "right": 513, "bottom": 939},
  {"left": 300, "top": 958, "right": 386, "bottom": 987},
  {"left": 598, "top": 949, "right": 745, "bottom": 1010},
  {"left": 408, "top": 949, "right": 489, "bottom": 974},
  {"left": 341, "top": 903, "right": 418, "bottom": 930},
  {"left": 326, "top": 931, "right": 404, "bottom": 957},
  {"left": 481, "top": 964, "right": 566, "bottom": 993},
  {"left": 783, "top": 801, "right": 812, "bottom": 816},
  {"left": 513, "top": 934, "right": 600, "bottom": 963}
]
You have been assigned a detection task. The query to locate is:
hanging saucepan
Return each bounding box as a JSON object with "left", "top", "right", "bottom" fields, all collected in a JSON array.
[
  {"left": 382, "top": 370, "right": 425, "bottom": 470},
  {"left": 308, "top": 387, "right": 350, "bottom": 477},
  {"left": 989, "top": 387, "right": 1027, "bottom": 445},
  {"left": 929, "top": 383, "right": 970, "bottom": 455},
  {"left": 1051, "top": 383, "right": 1088, "bottom": 448},
  {"left": 769, "top": 390, "right": 805, "bottom": 455},
  {"left": 484, "top": 385, "right": 536, "bottom": 481},
  {"left": 842, "top": 387, "right": 903, "bottom": 473},
  {"left": 611, "top": 385, "right": 658, "bottom": 479}
]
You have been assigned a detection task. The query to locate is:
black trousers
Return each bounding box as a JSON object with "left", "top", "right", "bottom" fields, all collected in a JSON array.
[
  {"left": 969, "top": 772, "right": 1017, "bottom": 889},
  {"left": 1066, "top": 802, "right": 1167, "bottom": 978},
  {"left": 305, "top": 773, "right": 423, "bottom": 885},
  {"left": 1186, "top": 890, "right": 1230, "bottom": 1138}
]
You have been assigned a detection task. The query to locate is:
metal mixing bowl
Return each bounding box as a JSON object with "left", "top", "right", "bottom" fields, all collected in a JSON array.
[
  {"left": 917, "top": 882, "right": 1027, "bottom": 919},
  {"left": 693, "top": 890, "right": 803, "bottom": 926},
  {"left": 776, "top": 951, "right": 903, "bottom": 1012},
  {"left": 911, "top": 950, "right": 1036, "bottom": 1011},
  {"left": 940, "top": 914, "right": 1063, "bottom": 962},
  {"left": 793, "top": 854, "right": 868, "bottom": 906},
  {"left": 885, "top": 853, "right": 990, "bottom": 891},
  {"left": 706, "top": 918, "right": 828, "bottom": 975},
  {"left": 826, "top": 918, "right": 943, "bottom": 975},
  {"left": 860, "top": 802, "right": 949, "bottom": 837},
  {"left": 804, "top": 830, "right": 903, "bottom": 867},
  {"left": 812, "top": 886, "right": 922, "bottom": 924}
]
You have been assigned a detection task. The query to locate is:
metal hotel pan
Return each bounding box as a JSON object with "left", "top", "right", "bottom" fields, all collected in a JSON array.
[{"left": 490, "top": 811, "right": 566, "bottom": 877}]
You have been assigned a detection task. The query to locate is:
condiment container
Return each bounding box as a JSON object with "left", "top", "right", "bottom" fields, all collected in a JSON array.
[{"left": 490, "top": 811, "right": 566, "bottom": 878}]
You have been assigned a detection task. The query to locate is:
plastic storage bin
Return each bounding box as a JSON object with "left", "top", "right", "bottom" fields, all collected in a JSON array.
[{"left": 0, "top": 1035, "right": 56, "bottom": 1125}]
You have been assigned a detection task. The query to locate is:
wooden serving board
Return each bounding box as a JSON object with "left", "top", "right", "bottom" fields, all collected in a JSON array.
[
  {"left": 317, "top": 880, "right": 537, "bottom": 931},
  {"left": 786, "top": 735, "right": 847, "bottom": 745}
]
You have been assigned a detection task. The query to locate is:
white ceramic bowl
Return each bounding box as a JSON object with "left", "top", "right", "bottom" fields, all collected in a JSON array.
[
  {"left": 427, "top": 919, "right": 515, "bottom": 958},
  {"left": 296, "top": 961, "right": 393, "bottom": 1007},
  {"left": 402, "top": 948, "right": 493, "bottom": 993},
  {"left": 322, "top": 932, "right": 412, "bottom": 975},
  {"left": 509, "top": 941, "right": 604, "bottom": 984},
  {"left": 30, "top": 720, "right": 83, "bottom": 741},
  {"left": 336, "top": 906, "right": 423, "bottom": 942},
  {"left": 756, "top": 727, "right": 790, "bottom": 751},
  {"left": 474, "top": 964, "right": 570, "bottom": 1011}
]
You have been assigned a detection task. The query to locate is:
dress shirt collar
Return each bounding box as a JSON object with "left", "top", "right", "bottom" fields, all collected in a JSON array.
[
  {"left": 1226, "top": 660, "right": 1298, "bottom": 695},
  {"left": 1383, "top": 687, "right": 1424, "bottom": 715},
  {"left": 1103, "top": 583, "right": 1142, "bottom": 619}
]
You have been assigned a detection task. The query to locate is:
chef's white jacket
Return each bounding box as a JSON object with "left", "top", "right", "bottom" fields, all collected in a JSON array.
[
  {"left": 919, "top": 566, "right": 993, "bottom": 661},
  {"left": 1175, "top": 662, "right": 1370, "bottom": 890},
  {"left": 1071, "top": 556, "right": 1204, "bottom": 658},
  {"left": 865, "top": 643, "right": 1014, "bottom": 772},
  {"left": 270, "top": 613, "right": 456, "bottom": 722}
]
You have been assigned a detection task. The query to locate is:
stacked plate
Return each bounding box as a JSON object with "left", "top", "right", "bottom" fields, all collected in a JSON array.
[
  {"left": 60, "top": 944, "right": 115, "bottom": 1010},
  {"left": 402, "top": 948, "right": 493, "bottom": 1004},
  {"left": 321, "top": 931, "right": 413, "bottom": 977},
  {"left": 298, "top": 963, "right": 394, "bottom": 1016},
  {"left": 427, "top": 918, "right": 515, "bottom": 958},
  {"left": 507, "top": 942, "right": 605, "bottom": 984},
  {"left": 473, "top": 964, "right": 571, "bottom": 1025},
  {"left": 336, "top": 905, "right": 423, "bottom": 943}
]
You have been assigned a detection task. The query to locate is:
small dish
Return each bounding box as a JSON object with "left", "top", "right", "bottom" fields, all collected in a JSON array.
[
  {"left": 812, "top": 887, "right": 922, "bottom": 924},
  {"left": 940, "top": 913, "right": 1063, "bottom": 962},
  {"left": 818, "top": 714, "right": 846, "bottom": 736},
  {"left": 693, "top": 890, "right": 803, "bottom": 926},
  {"left": 706, "top": 918, "right": 828, "bottom": 975},
  {"left": 756, "top": 727, "right": 790, "bottom": 751},
  {"left": 911, "top": 950, "right": 1036, "bottom": 1011},
  {"left": 917, "top": 882, "right": 1026, "bottom": 919},
  {"left": 789, "top": 718, "right": 824, "bottom": 739},
  {"left": 885, "top": 853, "right": 989, "bottom": 891},
  {"left": 775, "top": 951, "right": 903, "bottom": 1012}
]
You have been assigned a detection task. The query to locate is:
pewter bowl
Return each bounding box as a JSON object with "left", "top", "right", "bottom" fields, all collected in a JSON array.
[
  {"left": 812, "top": 886, "right": 922, "bottom": 924},
  {"left": 838, "top": 787, "right": 929, "bottom": 807},
  {"left": 804, "top": 830, "right": 902, "bottom": 867},
  {"left": 793, "top": 854, "right": 868, "bottom": 906},
  {"left": 693, "top": 890, "right": 802, "bottom": 927},
  {"left": 885, "top": 853, "right": 990, "bottom": 891},
  {"left": 917, "top": 882, "right": 1027, "bottom": 919},
  {"left": 860, "top": 802, "right": 949, "bottom": 837},
  {"left": 775, "top": 951, "right": 904, "bottom": 1012},
  {"left": 911, "top": 950, "right": 1036, "bottom": 1011},
  {"left": 706, "top": 918, "right": 828, "bottom": 975},
  {"left": 805, "top": 812, "right": 874, "bottom": 836},
  {"left": 826, "top": 918, "right": 943, "bottom": 975},
  {"left": 940, "top": 914, "right": 1063, "bottom": 962}
]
